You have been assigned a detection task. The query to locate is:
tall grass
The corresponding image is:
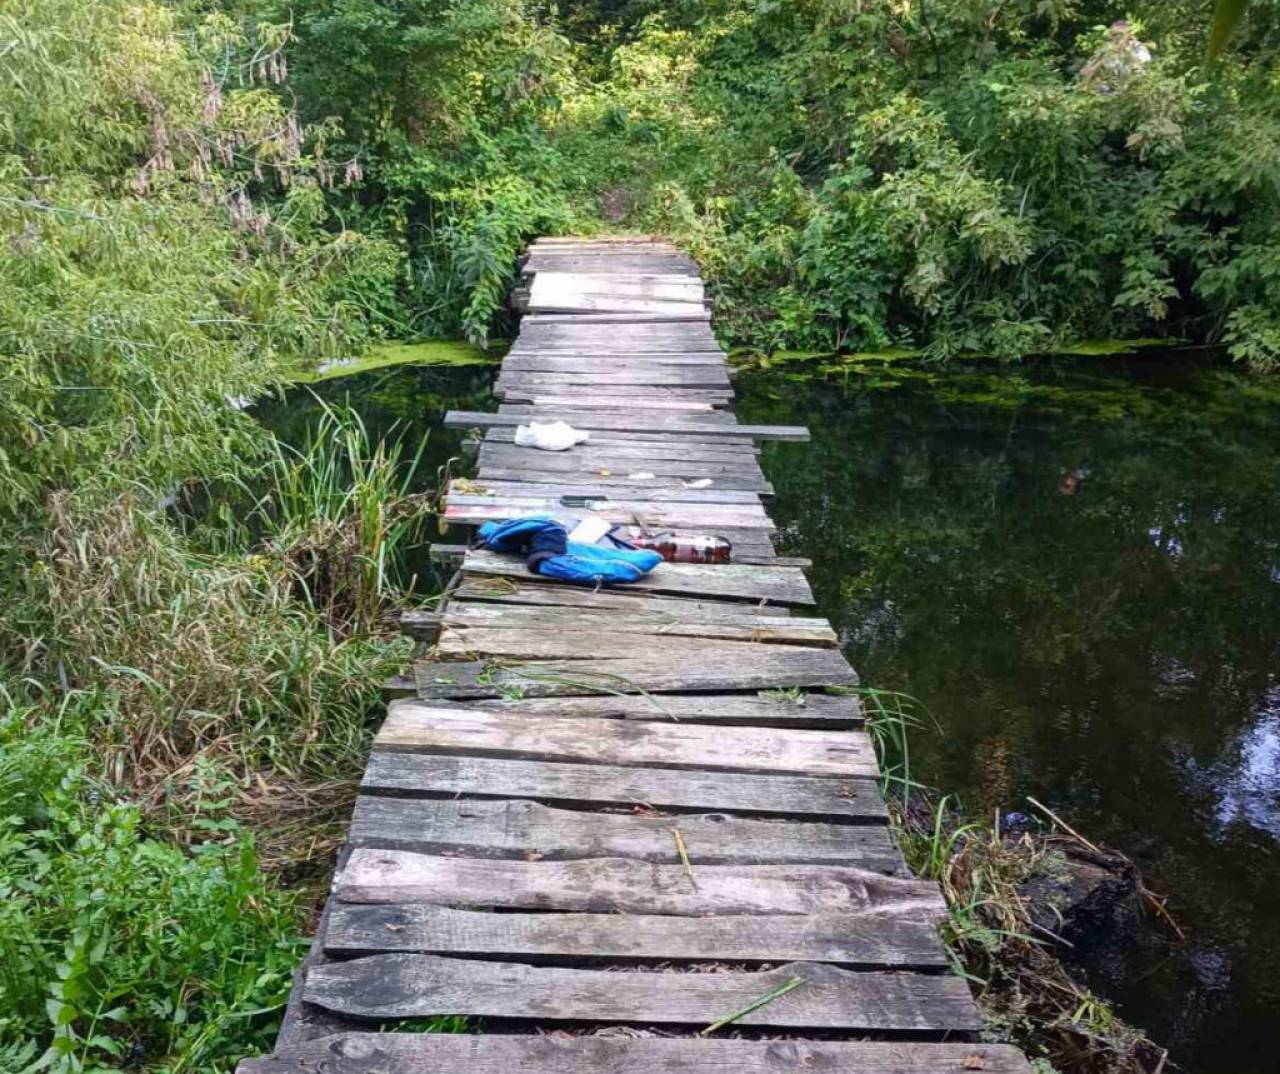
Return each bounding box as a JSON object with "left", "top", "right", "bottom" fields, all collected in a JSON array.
[
  {"left": 2, "top": 405, "right": 432, "bottom": 807},
  {"left": 830, "top": 685, "right": 932, "bottom": 797},
  {"left": 0, "top": 406, "right": 441, "bottom": 1071},
  {"left": 208, "top": 402, "right": 434, "bottom": 637}
]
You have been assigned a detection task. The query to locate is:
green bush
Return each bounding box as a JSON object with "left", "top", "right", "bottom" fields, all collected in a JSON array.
[{"left": 0, "top": 692, "right": 303, "bottom": 1074}]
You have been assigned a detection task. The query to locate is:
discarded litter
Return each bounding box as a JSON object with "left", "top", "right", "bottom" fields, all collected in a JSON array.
[
  {"left": 513, "top": 420, "right": 589, "bottom": 452},
  {"left": 682, "top": 478, "right": 713, "bottom": 489},
  {"left": 477, "top": 516, "right": 661, "bottom": 586},
  {"left": 628, "top": 471, "right": 656, "bottom": 480},
  {"left": 628, "top": 532, "right": 732, "bottom": 564}
]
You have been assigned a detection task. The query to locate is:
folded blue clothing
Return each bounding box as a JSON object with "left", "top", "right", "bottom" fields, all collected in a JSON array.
[
  {"left": 477, "top": 516, "right": 566, "bottom": 555},
  {"left": 568, "top": 540, "right": 662, "bottom": 573},
  {"left": 476, "top": 516, "right": 660, "bottom": 586},
  {"left": 535, "top": 552, "right": 645, "bottom": 586}
]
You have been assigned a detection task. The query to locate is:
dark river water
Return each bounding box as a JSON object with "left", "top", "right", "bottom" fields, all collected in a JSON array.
[{"left": 257, "top": 352, "right": 1280, "bottom": 1074}]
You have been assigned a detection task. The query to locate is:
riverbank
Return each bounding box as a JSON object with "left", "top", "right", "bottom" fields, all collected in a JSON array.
[
  {"left": 0, "top": 407, "right": 437, "bottom": 1071},
  {"left": 890, "top": 788, "right": 1172, "bottom": 1074}
]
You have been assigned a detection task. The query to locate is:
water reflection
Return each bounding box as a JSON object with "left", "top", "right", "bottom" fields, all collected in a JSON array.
[
  {"left": 1182, "top": 687, "right": 1280, "bottom": 841},
  {"left": 736, "top": 355, "right": 1280, "bottom": 1074}
]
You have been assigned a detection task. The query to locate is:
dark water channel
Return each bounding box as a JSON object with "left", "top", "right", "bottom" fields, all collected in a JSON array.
[
  {"left": 738, "top": 354, "right": 1280, "bottom": 1074},
  {"left": 258, "top": 353, "right": 1280, "bottom": 1074}
]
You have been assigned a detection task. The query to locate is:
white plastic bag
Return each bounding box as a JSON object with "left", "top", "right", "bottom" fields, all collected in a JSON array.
[{"left": 513, "top": 420, "right": 590, "bottom": 452}]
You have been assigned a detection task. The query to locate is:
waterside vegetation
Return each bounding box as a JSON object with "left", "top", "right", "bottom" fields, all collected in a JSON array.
[{"left": 4, "top": 0, "right": 1279, "bottom": 1070}]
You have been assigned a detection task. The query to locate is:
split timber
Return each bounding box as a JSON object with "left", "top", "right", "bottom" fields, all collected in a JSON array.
[{"left": 238, "top": 238, "right": 1031, "bottom": 1074}]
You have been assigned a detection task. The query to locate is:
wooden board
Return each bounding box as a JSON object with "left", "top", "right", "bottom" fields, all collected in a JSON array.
[
  {"left": 503, "top": 353, "right": 728, "bottom": 367},
  {"left": 478, "top": 438, "right": 762, "bottom": 464},
  {"left": 475, "top": 466, "right": 773, "bottom": 493},
  {"left": 530, "top": 272, "right": 706, "bottom": 298},
  {"left": 303, "top": 954, "right": 980, "bottom": 1031},
  {"left": 438, "top": 601, "right": 836, "bottom": 645},
  {"left": 443, "top": 498, "right": 775, "bottom": 532},
  {"left": 348, "top": 796, "right": 903, "bottom": 869},
  {"left": 448, "top": 410, "right": 808, "bottom": 441},
  {"left": 498, "top": 388, "right": 734, "bottom": 406},
  {"left": 459, "top": 548, "right": 814, "bottom": 604},
  {"left": 528, "top": 296, "right": 711, "bottom": 316},
  {"left": 446, "top": 579, "right": 796, "bottom": 617},
  {"left": 376, "top": 702, "right": 877, "bottom": 777},
  {"left": 336, "top": 850, "right": 942, "bottom": 917},
  {"left": 459, "top": 690, "right": 865, "bottom": 728},
  {"left": 453, "top": 479, "right": 764, "bottom": 505},
  {"left": 501, "top": 395, "right": 725, "bottom": 412},
  {"left": 240, "top": 1035, "right": 1031, "bottom": 1074},
  {"left": 413, "top": 647, "right": 856, "bottom": 699},
  {"left": 377, "top": 680, "right": 866, "bottom": 728},
  {"left": 481, "top": 427, "right": 761, "bottom": 452},
  {"left": 436, "top": 625, "right": 827, "bottom": 659},
  {"left": 495, "top": 403, "right": 739, "bottom": 426},
  {"left": 362, "top": 751, "right": 885, "bottom": 821},
  {"left": 496, "top": 366, "right": 727, "bottom": 381},
  {"left": 323, "top": 903, "right": 946, "bottom": 968}
]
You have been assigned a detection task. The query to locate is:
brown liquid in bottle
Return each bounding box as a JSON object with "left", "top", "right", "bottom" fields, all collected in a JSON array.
[{"left": 629, "top": 533, "right": 732, "bottom": 564}]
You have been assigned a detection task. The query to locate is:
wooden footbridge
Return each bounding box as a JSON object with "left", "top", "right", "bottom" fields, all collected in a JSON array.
[{"left": 240, "top": 239, "right": 1030, "bottom": 1074}]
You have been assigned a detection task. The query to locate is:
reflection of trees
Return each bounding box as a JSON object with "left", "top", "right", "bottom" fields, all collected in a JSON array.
[{"left": 741, "top": 366, "right": 1280, "bottom": 1058}]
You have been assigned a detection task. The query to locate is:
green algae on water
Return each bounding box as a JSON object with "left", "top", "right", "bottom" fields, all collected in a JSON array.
[{"left": 292, "top": 341, "right": 501, "bottom": 384}]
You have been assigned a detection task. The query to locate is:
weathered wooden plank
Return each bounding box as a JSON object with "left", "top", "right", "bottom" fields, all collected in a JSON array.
[
  {"left": 498, "top": 387, "right": 734, "bottom": 406},
  {"left": 523, "top": 257, "right": 700, "bottom": 273},
  {"left": 482, "top": 427, "right": 760, "bottom": 453},
  {"left": 446, "top": 579, "right": 795, "bottom": 618},
  {"left": 443, "top": 498, "right": 775, "bottom": 532},
  {"left": 497, "top": 383, "right": 729, "bottom": 403},
  {"left": 414, "top": 648, "right": 855, "bottom": 699},
  {"left": 348, "top": 796, "right": 902, "bottom": 869},
  {"left": 498, "top": 401, "right": 738, "bottom": 423},
  {"left": 476, "top": 466, "right": 773, "bottom": 493},
  {"left": 530, "top": 273, "right": 705, "bottom": 298},
  {"left": 454, "top": 689, "right": 866, "bottom": 729},
  {"left": 445, "top": 521, "right": 779, "bottom": 561},
  {"left": 336, "top": 850, "right": 940, "bottom": 917},
  {"left": 497, "top": 393, "right": 723, "bottom": 412},
  {"left": 460, "top": 548, "right": 813, "bottom": 603},
  {"left": 456, "top": 479, "right": 764, "bottom": 505},
  {"left": 504, "top": 352, "right": 727, "bottom": 367},
  {"left": 497, "top": 367, "right": 731, "bottom": 387},
  {"left": 324, "top": 904, "right": 945, "bottom": 967},
  {"left": 435, "top": 624, "right": 831, "bottom": 658},
  {"left": 449, "top": 410, "right": 808, "bottom": 441},
  {"left": 511, "top": 344, "right": 724, "bottom": 357},
  {"left": 303, "top": 955, "right": 979, "bottom": 1032},
  {"left": 361, "top": 750, "right": 884, "bottom": 821},
  {"left": 240, "top": 1035, "right": 1031, "bottom": 1074},
  {"left": 437, "top": 601, "right": 835, "bottom": 644},
  {"left": 496, "top": 403, "right": 740, "bottom": 427},
  {"left": 478, "top": 437, "right": 761, "bottom": 465},
  {"left": 529, "top": 295, "right": 709, "bottom": 316},
  {"left": 513, "top": 331, "right": 722, "bottom": 347},
  {"left": 476, "top": 449, "right": 766, "bottom": 475},
  {"left": 376, "top": 701, "right": 876, "bottom": 777}
]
